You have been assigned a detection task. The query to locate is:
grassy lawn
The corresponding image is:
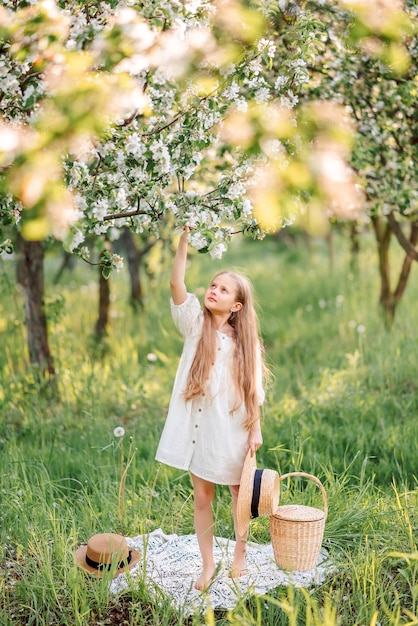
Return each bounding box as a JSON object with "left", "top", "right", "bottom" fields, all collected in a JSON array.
[{"left": 0, "top": 231, "right": 417, "bottom": 625}]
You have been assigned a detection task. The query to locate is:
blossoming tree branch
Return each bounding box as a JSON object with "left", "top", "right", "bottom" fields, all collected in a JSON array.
[
  {"left": 1, "top": 0, "right": 413, "bottom": 264},
  {"left": 0, "top": 0, "right": 415, "bottom": 374}
]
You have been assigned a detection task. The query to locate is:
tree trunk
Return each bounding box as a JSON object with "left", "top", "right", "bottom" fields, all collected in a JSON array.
[
  {"left": 371, "top": 215, "right": 418, "bottom": 327},
  {"left": 326, "top": 227, "right": 334, "bottom": 272},
  {"left": 95, "top": 249, "right": 111, "bottom": 336},
  {"left": 371, "top": 215, "right": 395, "bottom": 325},
  {"left": 120, "top": 228, "right": 143, "bottom": 306},
  {"left": 17, "top": 236, "right": 55, "bottom": 377},
  {"left": 392, "top": 220, "right": 418, "bottom": 303},
  {"left": 349, "top": 222, "right": 360, "bottom": 274},
  {"left": 53, "top": 251, "right": 76, "bottom": 284}
]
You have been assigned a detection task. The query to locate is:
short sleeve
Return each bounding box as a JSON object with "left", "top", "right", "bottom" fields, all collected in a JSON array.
[{"left": 170, "top": 293, "right": 203, "bottom": 338}]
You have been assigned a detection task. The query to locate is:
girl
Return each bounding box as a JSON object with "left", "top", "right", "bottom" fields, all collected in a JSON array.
[{"left": 155, "top": 228, "right": 267, "bottom": 590}]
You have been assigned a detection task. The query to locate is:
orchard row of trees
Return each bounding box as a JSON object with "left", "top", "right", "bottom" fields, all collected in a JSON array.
[
  {"left": 0, "top": 0, "right": 417, "bottom": 378},
  {"left": 303, "top": 1, "right": 418, "bottom": 321}
]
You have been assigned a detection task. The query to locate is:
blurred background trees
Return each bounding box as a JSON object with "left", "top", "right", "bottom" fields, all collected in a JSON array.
[
  {"left": 303, "top": 0, "right": 418, "bottom": 324},
  {"left": 0, "top": 0, "right": 416, "bottom": 376}
]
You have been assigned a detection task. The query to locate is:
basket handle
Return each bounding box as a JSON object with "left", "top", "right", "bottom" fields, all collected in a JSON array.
[{"left": 278, "top": 472, "right": 328, "bottom": 518}]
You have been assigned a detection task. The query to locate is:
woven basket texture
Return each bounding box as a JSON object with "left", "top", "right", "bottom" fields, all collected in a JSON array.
[{"left": 270, "top": 473, "right": 327, "bottom": 572}]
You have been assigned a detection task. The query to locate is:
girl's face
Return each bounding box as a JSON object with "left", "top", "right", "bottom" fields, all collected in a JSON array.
[{"left": 204, "top": 274, "right": 243, "bottom": 316}]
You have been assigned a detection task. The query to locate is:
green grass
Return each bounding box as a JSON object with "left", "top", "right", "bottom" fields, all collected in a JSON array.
[{"left": 0, "top": 231, "right": 417, "bottom": 625}]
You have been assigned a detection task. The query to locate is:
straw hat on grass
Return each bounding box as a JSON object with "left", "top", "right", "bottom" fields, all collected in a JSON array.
[{"left": 75, "top": 533, "right": 140, "bottom": 578}]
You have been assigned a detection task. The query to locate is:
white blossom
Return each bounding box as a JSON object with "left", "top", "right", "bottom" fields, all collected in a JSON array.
[
  {"left": 125, "top": 133, "right": 146, "bottom": 158},
  {"left": 235, "top": 98, "right": 248, "bottom": 112},
  {"left": 220, "top": 63, "right": 236, "bottom": 77},
  {"left": 274, "top": 75, "right": 288, "bottom": 90},
  {"left": 93, "top": 222, "right": 109, "bottom": 235},
  {"left": 209, "top": 242, "right": 227, "bottom": 259},
  {"left": 129, "top": 166, "right": 146, "bottom": 182},
  {"left": 23, "top": 85, "right": 35, "bottom": 105},
  {"left": 92, "top": 198, "right": 109, "bottom": 220},
  {"left": 242, "top": 198, "right": 253, "bottom": 217},
  {"left": 115, "top": 152, "right": 126, "bottom": 167},
  {"left": 280, "top": 90, "right": 299, "bottom": 108},
  {"left": 258, "top": 38, "right": 276, "bottom": 58},
  {"left": 112, "top": 254, "right": 124, "bottom": 271},
  {"left": 262, "top": 139, "right": 285, "bottom": 158},
  {"left": 67, "top": 229, "right": 85, "bottom": 253},
  {"left": 222, "top": 82, "right": 240, "bottom": 101},
  {"left": 150, "top": 140, "right": 171, "bottom": 173},
  {"left": 185, "top": 0, "right": 205, "bottom": 15},
  {"left": 248, "top": 59, "right": 263, "bottom": 75},
  {"left": 255, "top": 87, "right": 271, "bottom": 104},
  {"left": 165, "top": 201, "right": 178, "bottom": 215},
  {"left": 189, "top": 232, "right": 208, "bottom": 250},
  {"left": 226, "top": 182, "right": 246, "bottom": 200},
  {"left": 198, "top": 110, "right": 221, "bottom": 130},
  {"left": 115, "top": 187, "right": 129, "bottom": 209}
]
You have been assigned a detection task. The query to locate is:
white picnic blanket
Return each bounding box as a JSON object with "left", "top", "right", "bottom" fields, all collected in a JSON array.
[{"left": 109, "top": 529, "right": 334, "bottom": 614}]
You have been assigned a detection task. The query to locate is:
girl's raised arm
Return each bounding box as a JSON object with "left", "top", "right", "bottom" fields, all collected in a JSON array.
[{"left": 170, "top": 229, "right": 189, "bottom": 305}]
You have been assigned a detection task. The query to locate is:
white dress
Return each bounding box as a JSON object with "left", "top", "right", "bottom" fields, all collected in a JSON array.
[{"left": 155, "top": 293, "right": 265, "bottom": 485}]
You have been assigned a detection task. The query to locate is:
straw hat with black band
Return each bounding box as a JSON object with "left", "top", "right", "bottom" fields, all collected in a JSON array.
[
  {"left": 75, "top": 533, "right": 140, "bottom": 578},
  {"left": 237, "top": 450, "right": 280, "bottom": 537}
]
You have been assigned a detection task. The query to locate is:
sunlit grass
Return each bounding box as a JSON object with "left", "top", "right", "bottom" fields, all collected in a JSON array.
[{"left": 0, "top": 231, "right": 417, "bottom": 624}]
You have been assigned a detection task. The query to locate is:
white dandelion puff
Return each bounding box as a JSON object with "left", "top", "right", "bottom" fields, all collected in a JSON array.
[{"left": 113, "top": 426, "right": 125, "bottom": 438}]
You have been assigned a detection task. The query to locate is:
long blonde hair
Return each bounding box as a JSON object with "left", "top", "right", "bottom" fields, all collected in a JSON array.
[{"left": 183, "top": 271, "right": 266, "bottom": 430}]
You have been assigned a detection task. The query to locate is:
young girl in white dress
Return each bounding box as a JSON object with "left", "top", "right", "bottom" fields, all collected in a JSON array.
[{"left": 155, "top": 228, "right": 267, "bottom": 590}]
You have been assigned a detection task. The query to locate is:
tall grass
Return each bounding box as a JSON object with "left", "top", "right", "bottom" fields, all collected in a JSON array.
[{"left": 0, "top": 231, "right": 417, "bottom": 625}]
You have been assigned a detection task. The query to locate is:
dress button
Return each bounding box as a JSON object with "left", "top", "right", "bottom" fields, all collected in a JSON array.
[
  {"left": 198, "top": 408, "right": 202, "bottom": 412},
  {"left": 195, "top": 424, "right": 198, "bottom": 428},
  {"left": 192, "top": 440, "right": 196, "bottom": 444}
]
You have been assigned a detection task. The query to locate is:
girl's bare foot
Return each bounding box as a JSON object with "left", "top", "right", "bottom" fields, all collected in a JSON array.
[
  {"left": 230, "top": 556, "right": 248, "bottom": 578},
  {"left": 194, "top": 563, "right": 217, "bottom": 591}
]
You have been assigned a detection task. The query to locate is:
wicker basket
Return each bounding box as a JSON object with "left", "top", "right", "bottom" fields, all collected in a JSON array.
[{"left": 270, "top": 472, "right": 328, "bottom": 572}]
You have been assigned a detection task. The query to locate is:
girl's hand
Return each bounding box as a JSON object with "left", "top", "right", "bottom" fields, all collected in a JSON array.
[
  {"left": 247, "top": 422, "right": 263, "bottom": 457},
  {"left": 170, "top": 227, "right": 190, "bottom": 305},
  {"left": 175, "top": 226, "right": 190, "bottom": 251}
]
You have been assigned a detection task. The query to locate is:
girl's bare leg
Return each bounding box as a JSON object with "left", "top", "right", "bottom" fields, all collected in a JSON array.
[
  {"left": 229, "top": 483, "right": 248, "bottom": 577},
  {"left": 191, "top": 473, "right": 216, "bottom": 590}
]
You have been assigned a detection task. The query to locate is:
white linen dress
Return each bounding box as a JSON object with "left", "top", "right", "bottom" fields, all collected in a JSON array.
[{"left": 155, "top": 293, "right": 265, "bottom": 485}]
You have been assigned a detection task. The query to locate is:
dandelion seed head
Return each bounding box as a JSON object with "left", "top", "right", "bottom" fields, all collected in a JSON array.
[{"left": 113, "top": 426, "right": 125, "bottom": 438}]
